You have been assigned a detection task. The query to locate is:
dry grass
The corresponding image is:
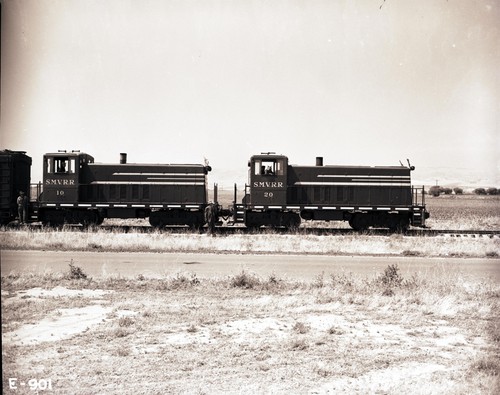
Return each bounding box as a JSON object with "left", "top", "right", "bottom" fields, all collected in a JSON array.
[
  {"left": 1, "top": 195, "right": 498, "bottom": 259},
  {"left": 425, "top": 195, "right": 500, "bottom": 230},
  {"left": 1, "top": 228, "right": 498, "bottom": 258},
  {"left": 2, "top": 266, "right": 499, "bottom": 394}
]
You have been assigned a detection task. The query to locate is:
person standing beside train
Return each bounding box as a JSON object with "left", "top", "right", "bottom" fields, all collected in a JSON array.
[{"left": 17, "top": 191, "right": 29, "bottom": 224}]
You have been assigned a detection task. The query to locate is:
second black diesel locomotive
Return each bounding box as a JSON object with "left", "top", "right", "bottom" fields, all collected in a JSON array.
[
  {"left": 1, "top": 149, "right": 428, "bottom": 230},
  {"left": 230, "top": 153, "right": 427, "bottom": 231}
]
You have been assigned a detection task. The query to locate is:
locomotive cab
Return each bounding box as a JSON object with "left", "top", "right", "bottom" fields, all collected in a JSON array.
[
  {"left": 42, "top": 151, "right": 94, "bottom": 203},
  {"left": 248, "top": 153, "right": 288, "bottom": 206}
]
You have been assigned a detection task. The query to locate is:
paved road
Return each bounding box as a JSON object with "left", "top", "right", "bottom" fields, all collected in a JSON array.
[{"left": 1, "top": 250, "right": 499, "bottom": 282}]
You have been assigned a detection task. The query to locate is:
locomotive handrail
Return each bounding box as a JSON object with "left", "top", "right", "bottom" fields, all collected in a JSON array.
[
  {"left": 30, "top": 182, "right": 43, "bottom": 203},
  {"left": 412, "top": 186, "right": 426, "bottom": 207}
]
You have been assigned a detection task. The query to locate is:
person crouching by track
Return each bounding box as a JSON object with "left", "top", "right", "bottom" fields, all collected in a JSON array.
[{"left": 17, "top": 191, "right": 29, "bottom": 224}]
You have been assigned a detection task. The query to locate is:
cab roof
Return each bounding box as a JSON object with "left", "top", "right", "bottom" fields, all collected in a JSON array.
[
  {"left": 45, "top": 150, "right": 87, "bottom": 157},
  {"left": 250, "top": 153, "right": 287, "bottom": 160}
]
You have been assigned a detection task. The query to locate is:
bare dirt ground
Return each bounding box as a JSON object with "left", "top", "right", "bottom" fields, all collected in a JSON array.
[{"left": 2, "top": 269, "right": 499, "bottom": 395}]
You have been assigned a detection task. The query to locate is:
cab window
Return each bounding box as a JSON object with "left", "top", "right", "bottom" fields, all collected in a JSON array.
[
  {"left": 45, "top": 158, "right": 53, "bottom": 174},
  {"left": 254, "top": 159, "right": 284, "bottom": 176},
  {"left": 46, "top": 157, "right": 76, "bottom": 174},
  {"left": 55, "top": 158, "right": 68, "bottom": 173}
]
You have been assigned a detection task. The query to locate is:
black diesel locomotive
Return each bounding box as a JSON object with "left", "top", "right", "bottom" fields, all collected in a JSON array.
[
  {"left": 39, "top": 151, "right": 211, "bottom": 227},
  {"left": 230, "top": 153, "right": 427, "bottom": 231},
  {"left": 0, "top": 149, "right": 428, "bottom": 230}
]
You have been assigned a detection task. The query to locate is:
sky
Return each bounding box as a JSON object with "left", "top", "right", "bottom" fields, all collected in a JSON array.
[{"left": 1, "top": 0, "right": 499, "bottom": 187}]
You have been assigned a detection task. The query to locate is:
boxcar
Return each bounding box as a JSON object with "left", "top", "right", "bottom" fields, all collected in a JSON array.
[{"left": 0, "top": 150, "right": 32, "bottom": 224}]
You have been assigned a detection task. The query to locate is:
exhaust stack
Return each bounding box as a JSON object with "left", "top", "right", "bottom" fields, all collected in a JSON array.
[
  {"left": 120, "top": 153, "right": 127, "bottom": 164},
  {"left": 316, "top": 157, "right": 323, "bottom": 166}
]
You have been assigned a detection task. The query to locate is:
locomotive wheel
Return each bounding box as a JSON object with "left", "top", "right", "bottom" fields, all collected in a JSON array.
[
  {"left": 189, "top": 224, "right": 204, "bottom": 233},
  {"left": 96, "top": 214, "right": 105, "bottom": 225},
  {"left": 388, "top": 216, "right": 410, "bottom": 233},
  {"left": 349, "top": 214, "right": 369, "bottom": 231},
  {"left": 244, "top": 221, "right": 262, "bottom": 232},
  {"left": 283, "top": 213, "right": 301, "bottom": 230},
  {"left": 82, "top": 211, "right": 103, "bottom": 227},
  {"left": 149, "top": 212, "right": 164, "bottom": 229},
  {"left": 40, "top": 209, "right": 65, "bottom": 227}
]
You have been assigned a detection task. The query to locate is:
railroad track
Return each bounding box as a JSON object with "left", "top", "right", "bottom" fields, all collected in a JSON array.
[
  {"left": 408, "top": 229, "right": 500, "bottom": 238},
  {"left": 3, "top": 223, "right": 500, "bottom": 238}
]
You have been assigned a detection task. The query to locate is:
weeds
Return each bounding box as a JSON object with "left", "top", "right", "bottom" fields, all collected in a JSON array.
[
  {"left": 187, "top": 324, "right": 198, "bottom": 333},
  {"left": 168, "top": 273, "right": 200, "bottom": 289},
  {"left": 267, "top": 272, "right": 280, "bottom": 285},
  {"left": 67, "top": 260, "right": 88, "bottom": 280},
  {"left": 228, "top": 271, "right": 287, "bottom": 291},
  {"left": 402, "top": 250, "right": 421, "bottom": 257},
  {"left": 136, "top": 274, "right": 146, "bottom": 281},
  {"left": 230, "top": 271, "right": 261, "bottom": 289},
  {"left": 313, "top": 272, "right": 326, "bottom": 288},
  {"left": 113, "top": 327, "right": 130, "bottom": 338},
  {"left": 402, "top": 274, "right": 422, "bottom": 289},
  {"left": 293, "top": 321, "right": 310, "bottom": 334},
  {"left": 114, "top": 347, "right": 131, "bottom": 357},
  {"left": 289, "top": 339, "right": 308, "bottom": 351},
  {"left": 380, "top": 264, "right": 403, "bottom": 287},
  {"left": 328, "top": 326, "right": 345, "bottom": 335},
  {"left": 471, "top": 357, "right": 500, "bottom": 376},
  {"left": 118, "top": 316, "right": 135, "bottom": 327},
  {"left": 330, "top": 273, "right": 353, "bottom": 288}
]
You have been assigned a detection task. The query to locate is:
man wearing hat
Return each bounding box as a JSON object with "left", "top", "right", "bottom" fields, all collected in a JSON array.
[{"left": 17, "top": 191, "right": 29, "bottom": 224}]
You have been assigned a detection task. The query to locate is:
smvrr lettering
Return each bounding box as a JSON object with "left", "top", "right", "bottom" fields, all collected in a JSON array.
[
  {"left": 253, "top": 182, "right": 284, "bottom": 188},
  {"left": 45, "top": 179, "right": 75, "bottom": 186}
]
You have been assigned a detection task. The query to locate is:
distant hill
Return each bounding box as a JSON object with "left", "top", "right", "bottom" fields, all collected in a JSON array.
[{"left": 413, "top": 166, "right": 499, "bottom": 189}]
